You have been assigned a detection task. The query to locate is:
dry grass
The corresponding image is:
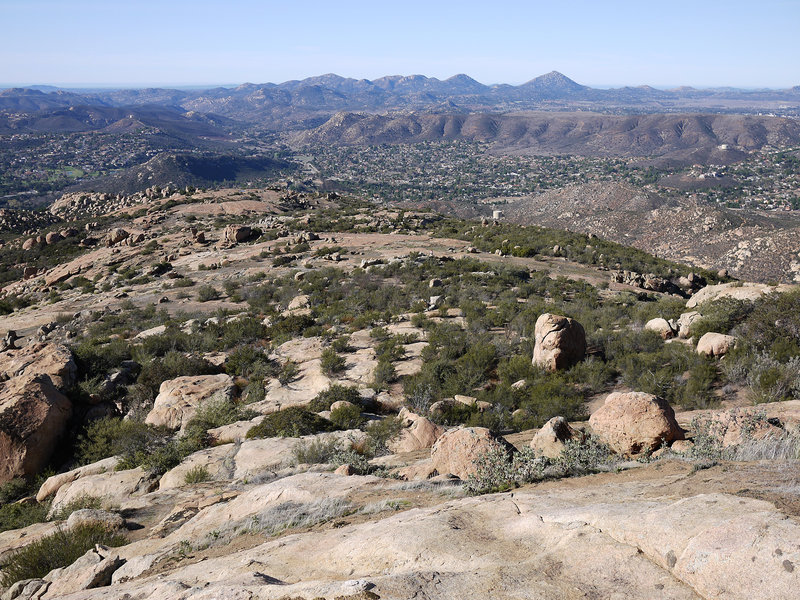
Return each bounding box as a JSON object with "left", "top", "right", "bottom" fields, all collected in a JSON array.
[{"left": 726, "top": 435, "right": 800, "bottom": 461}]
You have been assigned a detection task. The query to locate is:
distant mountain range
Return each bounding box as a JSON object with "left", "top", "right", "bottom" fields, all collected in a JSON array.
[{"left": 1, "top": 72, "right": 798, "bottom": 126}]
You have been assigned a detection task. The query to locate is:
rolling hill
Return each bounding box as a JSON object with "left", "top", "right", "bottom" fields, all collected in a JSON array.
[
  {"left": 70, "top": 152, "right": 295, "bottom": 195},
  {"left": 502, "top": 181, "right": 800, "bottom": 282},
  {"left": 290, "top": 111, "right": 800, "bottom": 164}
]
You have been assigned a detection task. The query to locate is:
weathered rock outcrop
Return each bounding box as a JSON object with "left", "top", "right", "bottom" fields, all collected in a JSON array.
[
  {"left": 0, "top": 375, "right": 72, "bottom": 483},
  {"left": 0, "top": 343, "right": 77, "bottom": 390},
  {"left": 145, "top": 374, "right": 235, "bottom": 431},
  {"left": 222, "top": 225, "right": 252, "bottom": 245},
  {"left": 48, "top": 467, "right": 153, "bottom": 517},
  {"left": 36, "top": 457, "right": 121, "bottom": 502},
  {"left": 430, "top": 427, "right": 513, "bottom": 479},
  {"left": 106, "top": 227, "right": 129, "bottom": 247},
  {"left": 611, "top": 270, "right": 681, "bottom": 294},
  {"left": 686, "top": 281, "right": 795, "bottom": 308},
  {"left": 65, "top": 509, "right": 126, "bottom": 532},
  {"left": 532, "top": 313, "right": 586, "bottom": 371},
  {"left": 159, "top": 430, "right": 367, "bottom": 489},
  {"left": 699, "top": 408, "right": 784, "bottom": 447},
  {"left": 41, "top": 545, "right": 125, "bottom": 598},
  {"left": 589, "top": 391, "right": 683, "bottom": 455},
  {"left": 63, "top": 480, "right": 800, "bottom": 600}
]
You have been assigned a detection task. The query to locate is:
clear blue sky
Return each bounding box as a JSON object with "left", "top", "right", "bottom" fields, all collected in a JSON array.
[{"left": 2, "top": 0, "right": 798, "bottom": 88}]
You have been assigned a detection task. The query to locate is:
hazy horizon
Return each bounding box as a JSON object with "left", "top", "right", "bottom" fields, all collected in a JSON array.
[
  {"left": 0, "top": 73, "right": 796, "bottom": 92},
  {"left": 1, "top": 0, "right": 798, "bottom": 89}
]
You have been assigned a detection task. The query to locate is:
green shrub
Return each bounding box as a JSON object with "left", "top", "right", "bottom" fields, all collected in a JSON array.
[
  {"left": 496, "top": 355, "right": 536, "bottom": 385},
  {"left": 314, "top": 245, "right": 344, "bottom": 257},
  {"left": 0, "top": 292, "right": 32, "bottom": 315},
  {"left": 429, "top": 401, "right": 476, "bottom": 426},
  {"left": 554, "top": 436, "right": 615, "bottom": 474},
  {"left": 0, "top": 502, "right": 49, "bottom": 534},
  {"left": 320, "top": 347, "right": 346, "bottom": 376},
  {"left": 410, "top": 312, "right": 430, "bottom": 327},
  {"left": 375, "top": 337, "right": 404, "bottom": 362},
  {"left": 465, "top": 435, "right": 615, "bottom": 495},
  {"left": 0, "top": 478, "right": 32, "bottom": 505},
  {"left": 292, "top": 437, "right": 341, "bottom": 464},
  {"left": 196, "top": 285, "right": 219, "bottom": 302},
  {"left": 213, "top": 315, "right": 263, "bottom": 342},
  {"left": 184, "top": 466, "right": 211, "bottom": 484},
  {"left": 245, "top": 406, "right": 337, "bottom": 439},
  {"left": 562, "top": 357, "right": 615, "bottom": 396},
  {"left": 73, "top": 337, "right": 132, "bottom": 379},
  {"left": 278, "top": 360, "right": 300, "bottom": 384},
  {"left": 524, "top": 376, "right": 586, "bottom": 422},
  {"left": 691, "top": 297, "right": 752, "bottom": 339},
  {"left": 171, "top": 277, "right": 195, "bottom": 288},
  {"left": 182, "top": 397, "right": 258, "bottom": 450},
  {"left": 328, "top": 448, "right": 373, "bottom": 475},
  {"left": 75, "top": 416, "right": 188, "bottom": 476},
  {"left": 268, "top": 314, "right": 315, "bottom": 340},
  {"left": 744, "top": 353, "right": 800, "bottom": 403},
  {"left": 615, "top": 336, "right": 716, "bottom": 408},
  {"left": 225, "top": 346, "right": 273, "bottom": 378},
  {"left": 364, "top": 416, "right": 403, "bottom": 456},
  {"left": 331, "top": 336, "right": 353, "bottom": 353},
  {"left": 137, "top": 442, "right": 186, "bottom": 476},
  {"left": 50, "top": 494, "right": 104, "bottom": 521},
  {"left": 0, "top": 523, "right": 127, "bottom": 587},
  {"left": 243, "top": 379, "right": 266, "bottom": 404},
  {"left": 371, "top": 359, "right": 397, "bottom": 390},
  {"left": 309, "top": 384, "right": 363, "bottom": 412},
  {"left": 369, "top": 326, "right": 390, "bottom": 341},
  {"left": 329, "top": 403, "right": 365, "bottom": 429},
  {"left": 272, "top": 255, "right": 296, "bottom": 267},
  {"left": 76, "top": 418, "right": 171, "bottom": 467},
  {"left": 136, "top": 351, "right": 217, "bottom": 396},
  {"left": 465, "top": 444, "right": 539, "bottom": 495}
]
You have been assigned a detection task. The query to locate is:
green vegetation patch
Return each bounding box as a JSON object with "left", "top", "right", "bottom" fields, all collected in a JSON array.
[{"left": 246, "top": 406, "right": 337, "bottom": 439}]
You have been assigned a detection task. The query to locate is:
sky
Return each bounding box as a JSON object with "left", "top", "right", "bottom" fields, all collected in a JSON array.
[{"left": 1, "top": 0, "right": 799, "bottom": 89}]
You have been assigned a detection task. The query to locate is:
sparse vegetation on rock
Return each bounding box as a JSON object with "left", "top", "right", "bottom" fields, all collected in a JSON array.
[{"left": 1, "top": 187, "right": 800, "bottom": 599}]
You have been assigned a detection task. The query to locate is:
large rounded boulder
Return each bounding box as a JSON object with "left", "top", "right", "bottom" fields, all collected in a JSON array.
[
  {"left": 0, "top": 374, "right": 72, "bottom": 482},
  {"left": 532, "top": 313, "right": 586, "bottom": 372},
  {"left": 589, "top": 391, "right": 683, "bottom": 455},
  {"left": 644, "top": 318, "right": 675, "bottom": 340},
  {"left": 430, "top": 427, "right": 514, "bottom": 479},
  {"left": 697, "top": 332, "right": 736, "bottom": 357}
]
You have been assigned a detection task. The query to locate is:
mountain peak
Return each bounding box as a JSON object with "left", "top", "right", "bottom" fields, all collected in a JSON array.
[{"left": 522, "top": 71, "right": 585, "bottom": 92}]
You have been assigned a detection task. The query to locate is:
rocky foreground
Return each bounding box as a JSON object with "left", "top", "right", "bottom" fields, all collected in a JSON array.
[
  {"left": 3, "top": 449, "right": 800, "bottom": 599},
  {"left": 0, "top": 189, "right": 799, "bottom": 599}
]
